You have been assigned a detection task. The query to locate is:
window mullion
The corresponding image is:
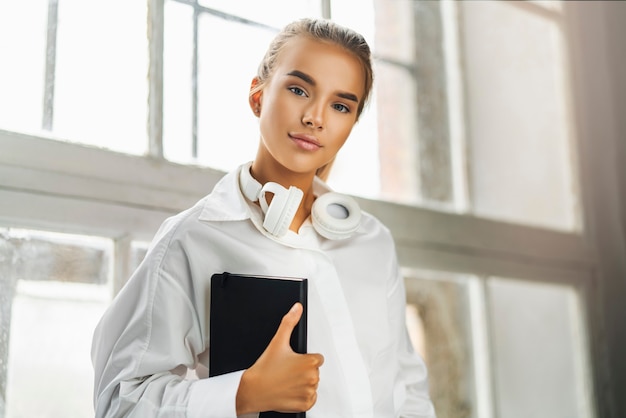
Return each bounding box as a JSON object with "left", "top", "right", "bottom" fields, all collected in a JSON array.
[
  {"left": 192, "top": 2, "right": 199, "bottom": 159},
  {"left": 441, "top": 0, "right": 470, "bottom": 213},
  {"left": 0, "top": 237, "right": 18, "bottom": 418},
  {"left": 148, "top": 0, "right": 165, "bottom": 159},
  {"left": 322, "top": 0, "right": 331, "bottom": 19},
  {"left": 42, "top": 0, "right": 59, "bottom": 131},
  {"left": 468, "top": 276, "right": 496, "bottom": 418},
  {"left": 412, "top": 0, "right": 453, "bottom": 203}
]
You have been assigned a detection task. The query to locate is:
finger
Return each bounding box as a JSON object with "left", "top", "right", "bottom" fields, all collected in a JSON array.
[
  {"left": 312, "top": 353, "right": 325, "bottom": 367},
  {"left": 271, "top": 303, "right": 303, "bottom": 347}
]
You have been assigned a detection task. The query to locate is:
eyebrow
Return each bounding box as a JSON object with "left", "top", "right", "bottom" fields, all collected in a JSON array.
[{"left": 286, "top": 70, "right": 360, "bottom": 103}]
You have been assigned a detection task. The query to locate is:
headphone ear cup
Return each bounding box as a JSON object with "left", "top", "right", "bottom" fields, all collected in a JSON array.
[
  {"left": 311, "top": 192, "right": 362, "bottom": 240},
  {"left": 261, "top": 184, "right": 304, "bottom": 237}
]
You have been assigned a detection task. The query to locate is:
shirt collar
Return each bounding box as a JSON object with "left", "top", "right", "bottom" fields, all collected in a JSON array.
[
  {"left": 197, "top": 162, "right": 336, "bottom": 223},
  {"left": 197, "top": 164, "right": 251, "bottom": 222},
  {"left": 197, "top": 162, "right": 368, "bottom": 241}
]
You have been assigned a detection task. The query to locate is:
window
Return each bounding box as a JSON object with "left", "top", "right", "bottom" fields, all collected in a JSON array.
[
  {"left": 486, "top": 277, "right": 592, "bottom": 418},
  {"left": 404, "top": 270, "right": 475, "bottom": 418},
  {"left": 1, "top": 1, "right": 621, "bottom": 417},
  {"left": 0, "top": 0, "right": 149, "bottom": 155},
  {"left": 460, "top": 1, "right": 577, "bottom": 232},
  {"left": 0, "top": 229, "right": 112, "bottom": 417},
  {"left": 0, "top": 0, "right": 582, "bottom": 228},
  {"left": 0, "top": 229, "right": 150, "bottom": 417}
]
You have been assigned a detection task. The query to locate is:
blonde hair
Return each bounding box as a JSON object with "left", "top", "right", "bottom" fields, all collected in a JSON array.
[{"left": 251, "top": 18, "right": 374, "bottom": 181}]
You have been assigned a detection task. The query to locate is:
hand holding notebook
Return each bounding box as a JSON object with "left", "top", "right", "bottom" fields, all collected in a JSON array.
[
  {"left": 209, "top": 272, "right": 322, "bottom": 417},
  {"left": 236, "top": 303, "right": 324, "bottom": 415}
]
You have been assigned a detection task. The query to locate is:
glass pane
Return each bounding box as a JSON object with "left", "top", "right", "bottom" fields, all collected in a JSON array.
[
  {"left": 163, "top": 1, "right": 195, "bottom": 163},
  {"left": 0, "top": 0, "right": 48, "bottom": 134},
  {"left": 404, "top": 271, "right": 475, "bottom": 418},
  {"left": 53, "top": 0, "right": 149, "bottom": 155},
  {"left": 0, "top": 229, "right": 109, "bottom": 285},
  {"left": 364, "top": 0, "right": 459, "bottom": 207},
  {"left": 6, "top": 281, "right": 109, "bottom": 418},
  {"left": 195, "top": 15, "right": 275, "bottom": 172},
  {"left": 487, "top": 277, "right": 593, "bottom": 418},
  {"left": 371, "top": 60, "right": 419, "bottom": 202},
  {"left": 198, "top": 0, "right": 322, "bottom": 29},
  {"left": 0, "top": 229, "right": 112, "bottom": 418},
  {"left": 460, "top": 1, "right": 577, "bottom": 231}
]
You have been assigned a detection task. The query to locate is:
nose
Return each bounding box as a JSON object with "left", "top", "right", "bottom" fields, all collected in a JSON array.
[{"left": 302, "top": 102, "right": 324, "bottom": 129}]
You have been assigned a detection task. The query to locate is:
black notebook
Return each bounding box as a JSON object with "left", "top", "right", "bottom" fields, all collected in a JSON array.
[{"left": 209, "top": 272, "right": 308, "bottom": 418}]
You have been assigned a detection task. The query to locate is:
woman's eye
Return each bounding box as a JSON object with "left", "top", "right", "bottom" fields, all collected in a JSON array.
[
  {"left": 289, "top": 87, "right": 307, "bottom": 97},
  {"left": 333, "top": 103, "right": 350, "bottom": 113}
]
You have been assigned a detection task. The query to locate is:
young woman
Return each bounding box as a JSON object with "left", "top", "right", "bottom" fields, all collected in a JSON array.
[{"left": 92, "top": 18, "right": 436, "bottom": 418}]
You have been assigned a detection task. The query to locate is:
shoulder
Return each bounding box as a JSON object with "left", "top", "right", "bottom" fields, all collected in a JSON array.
[
  {"left": 150, "top": 165, "right": 249, "bottom": 249},
  {"left": 356, "top": 208, "right": 395, "bottom": 246},
  {"left": 144, "top": 166, "right": 256, "bottom": 272},
  {"left": 142, "top": 198, "right": 209, "bottom": 266},
  {"left": 326, "top": 207, "right": 398, "bottom": 272}
]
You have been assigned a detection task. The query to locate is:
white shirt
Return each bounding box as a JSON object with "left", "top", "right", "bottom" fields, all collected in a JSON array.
[{"left": 91, "top": 163, "right": 436, "bottom": 418}]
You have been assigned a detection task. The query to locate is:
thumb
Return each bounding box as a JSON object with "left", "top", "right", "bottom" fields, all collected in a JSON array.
[{"left": 271, "top": 302, "right": 303, "bottom": 348}]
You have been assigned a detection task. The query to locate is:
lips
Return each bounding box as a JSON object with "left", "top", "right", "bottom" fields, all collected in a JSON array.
[{"left": 289, "top": 133, "right": 322, "bottom": 151}]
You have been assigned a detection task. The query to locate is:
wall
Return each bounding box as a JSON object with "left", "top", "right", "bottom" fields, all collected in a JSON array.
[{"left": 565, "top": 2, "right": 626, "bottom": 417}]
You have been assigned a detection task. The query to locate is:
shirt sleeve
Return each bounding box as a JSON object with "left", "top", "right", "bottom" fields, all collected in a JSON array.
[
  {"left": 387, "top": 255, "right": 438, "bottom": 418},
  {"left": 91, "top": 223, "right": 243, "bottom": 418}
]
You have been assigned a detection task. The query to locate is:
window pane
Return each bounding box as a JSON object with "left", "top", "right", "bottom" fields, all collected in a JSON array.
[
  {"left": 0, "top": 0, "right": 48, "bottom": 134},
  {"left": 372, "top": 60, "right": 419, "bottom": 202},
  {"left": 359, "top": 0, "right": 459, "bottom": 207},
  {"left": 198, "top": 0, "right": 322, "bottom": 28},
  {"left": 404, "top": 271, "right": 475, "bottom": 418},
  {"left": 487, "top": 277, "right": 593, "bottom": 418},
  {"left": 6, "top": 281, "right": 109, "bottom": 418},
  {"left": 195, "top": 16, "right": 275, "bottom": 172},
  {"left": 367, "top": 0, "right": 417, "bottom": 202},
  {"left": 460, "top": 1, "right": 577, "bottom": 231},
  {"left": 0, "top": 229, "right": 109, "bottom": 285},
  {"left": 53, "top": 0, "right": 149, "bottom": 155},
  {"left": 163, "top": 1, "right": 195, "bottom": 163},
  {"left": 0, "top": 229, "right": 111, "bottom": 418}
]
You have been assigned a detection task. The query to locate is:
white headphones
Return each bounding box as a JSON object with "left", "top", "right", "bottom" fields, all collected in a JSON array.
[{"left": 239, "top": 163, "right": 361, "bottom": 240}]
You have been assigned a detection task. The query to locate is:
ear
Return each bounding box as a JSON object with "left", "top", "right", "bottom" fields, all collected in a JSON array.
[{"left": 249, "top": 77, "right": 263, "bottom": 117}]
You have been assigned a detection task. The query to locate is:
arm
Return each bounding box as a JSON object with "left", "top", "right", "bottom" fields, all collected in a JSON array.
[{"left": 91, "top": 232, "right": 241, "bottom": 417}]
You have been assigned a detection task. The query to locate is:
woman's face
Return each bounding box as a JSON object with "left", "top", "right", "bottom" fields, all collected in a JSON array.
[{"left": 252, "top": 36, "right": 365, "bottom": 176}]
